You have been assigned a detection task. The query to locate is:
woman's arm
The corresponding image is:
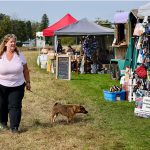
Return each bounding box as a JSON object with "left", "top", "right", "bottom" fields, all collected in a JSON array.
[{"left": 23, "top": 64, "right": 31, "bottom": 91}]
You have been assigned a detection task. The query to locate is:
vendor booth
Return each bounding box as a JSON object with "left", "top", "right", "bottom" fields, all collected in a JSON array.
[
  {"left": 111, "top": 10, "right": 138, "bottom": 80},
  {"left": 38, "top": 14, "right": 77, "bottom": 73},
  {"left": 43, "top": 13, "right": 77, "bottom": 51},
  {"left": 103, "top": 3, "right": 150, "bottom": 118},
  {"left": 55, "top": 18, "right": 114, "bottom": 73},
  {"left": 41, "top": 16, "right": 114, "bottom": 74},
  {"left": 133, "top": 2, "right": 150, "bottom": 117},
  {"left": 110, "top": 3, "right": 150, "bottom": 100}
]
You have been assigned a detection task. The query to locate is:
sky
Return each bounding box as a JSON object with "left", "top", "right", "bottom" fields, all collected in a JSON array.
[{"left": 0, "top": 1, "right": 148, "bottom": 26}]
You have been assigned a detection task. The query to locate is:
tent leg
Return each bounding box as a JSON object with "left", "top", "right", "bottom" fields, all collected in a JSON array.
[{"left": 54, "top": 36, "right": 58, "bottom": 52}]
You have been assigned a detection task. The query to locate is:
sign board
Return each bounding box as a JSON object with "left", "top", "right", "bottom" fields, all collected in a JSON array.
[
  {"left": 134, "top": 97, "right": 150, "bottom": 118},
  {"left": 56, "top": 55, "right": 71, "bottom": 80}
]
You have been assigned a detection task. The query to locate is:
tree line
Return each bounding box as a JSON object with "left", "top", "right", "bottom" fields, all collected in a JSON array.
[
  {"left": 0, "top": 13, "right": 49, "bottom": 44},
  {"left": 0, "top": 12, "right": 113, "bottom": 46}
]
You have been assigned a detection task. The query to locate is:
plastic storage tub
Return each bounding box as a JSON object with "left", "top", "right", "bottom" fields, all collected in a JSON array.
[{"left": 103, "top": 90, "right": 125, "bottom": 101}]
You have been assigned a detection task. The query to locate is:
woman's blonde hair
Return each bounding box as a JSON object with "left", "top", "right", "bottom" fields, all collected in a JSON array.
[{"left": 0, "top": 34, "right": 19, "bottom": 56}]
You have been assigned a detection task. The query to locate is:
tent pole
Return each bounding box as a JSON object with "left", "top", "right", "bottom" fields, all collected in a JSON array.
[
  {"left": 54, "top": 35, "right": 58, "bottom": 52},
  {"left": 39, "top": 36, "right": 42, "bottom": 56},
  {"left": 76, "top": 36, "right": 78, "bottom": 45}
]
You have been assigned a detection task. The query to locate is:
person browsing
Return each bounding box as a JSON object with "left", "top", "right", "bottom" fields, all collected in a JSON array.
[
  {"left": 67, "top": 45, "right": 75, "bottom": 55},
  {"left": 57, "top": 39, "right": 63, "bottom": 53},
  {"left": 0, "top": 34, "right": 31, "bottom": 133}
]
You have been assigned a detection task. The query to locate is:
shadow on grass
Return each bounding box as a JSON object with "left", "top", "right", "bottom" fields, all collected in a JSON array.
[
  {"left": 51, "top": 115, "right": 94, "bottom": 125},
  {"left": 32, "top": 119, "right": 52, "bottom": 128},
  {"left": 20, "top": 120, "right": 52, "bottom": 133},
  {"left": 20, "top": 115, "right": 93, "bottom": 132}
]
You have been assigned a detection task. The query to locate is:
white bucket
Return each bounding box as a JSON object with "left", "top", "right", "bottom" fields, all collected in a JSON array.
[{"left": 40, "top": 54, "right": 48, "bottom": 69}]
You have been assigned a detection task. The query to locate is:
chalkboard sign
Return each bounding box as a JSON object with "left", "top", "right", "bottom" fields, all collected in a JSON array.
[{"left": 56, "top": 55, "right": 71, "bottom": 80}]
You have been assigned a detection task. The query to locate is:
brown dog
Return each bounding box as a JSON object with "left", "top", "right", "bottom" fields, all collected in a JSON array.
[{"left": 51, "top": 103, "right": 88, "bottom": 123}]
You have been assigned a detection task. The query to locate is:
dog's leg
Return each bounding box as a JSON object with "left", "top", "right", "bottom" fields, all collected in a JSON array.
[
  {"left": 67, "top": 117, "right": 73, "bottom": 124},
  {"left": 51, "top": 113, "right": 58, "bottom": 123},
  {"left": 67, "top": 117, "right": 69, "bottom": 124}
]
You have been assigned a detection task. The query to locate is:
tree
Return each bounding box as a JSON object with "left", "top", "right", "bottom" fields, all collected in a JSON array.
[
  {"left": 39, "top": 14, "right": 50, "bottom": 45},
  {"left": 31, "top": 21, "right": 41, "bottom": 38},
  {"left": 0, "top": 15, "right": 12, "bottom": 40},
  {"left": 0, "top": 12, "right": 43, "bottom": 42},
  {"left": 61, "top": 37, "right": 76, "bottom": 45},
  {"left": 17, "top": 21, "right": 28, "bottom": 42},
  {"left": 0, "top": 13, "right": 8, "bottom": 20},
  {"left": 11, "top": 20, "right": 19, "bottom": 36},
  {"left": 11, "top": 20, "right": 28, "bottom": 42},
  {"left": 95, "top": 18, "right": 113, "bottom": 29},
  {"left": 26, "top": 21, "right": 33, "bottom": 39},
  {"left": 40, "top": 14, "right": 49, "bottom": 31}
]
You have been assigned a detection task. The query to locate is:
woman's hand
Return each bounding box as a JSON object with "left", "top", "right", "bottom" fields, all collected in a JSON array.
[{"left": 26, "top": 82, "right": 31, "bottom": 91}]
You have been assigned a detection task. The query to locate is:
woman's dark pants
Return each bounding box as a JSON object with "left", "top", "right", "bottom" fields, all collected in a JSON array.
[{"left": 0, "top": 83, "right": 25, "bottom": 130}]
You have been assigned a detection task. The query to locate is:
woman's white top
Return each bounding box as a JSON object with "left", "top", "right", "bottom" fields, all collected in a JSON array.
[{"left": 0, "top": 51, "right": 27, "bottom": 87}]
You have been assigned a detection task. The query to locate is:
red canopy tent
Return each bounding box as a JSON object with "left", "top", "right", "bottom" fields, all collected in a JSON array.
[{"left": 43, "top": 13, "right": 77, "bottom": 36}]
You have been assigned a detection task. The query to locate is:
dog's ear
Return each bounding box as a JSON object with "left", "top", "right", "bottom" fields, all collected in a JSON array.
[{"left": 79, "top": 105, "right": 84, "bottom": 109}]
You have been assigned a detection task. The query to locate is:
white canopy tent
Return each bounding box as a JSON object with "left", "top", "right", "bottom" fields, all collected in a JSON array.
[{"left": 137, "top": 2, "right": 150, "bottom": 17}]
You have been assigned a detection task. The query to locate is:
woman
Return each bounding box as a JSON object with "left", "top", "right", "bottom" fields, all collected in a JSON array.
[
  {"left": 0, "top": 34, "right": 31, "bottom": 133},
  {"left": 57, "top": 39, "right": 63, "bottom": 53},
  {"left": 67, "top": 45, "right": 75, "bottom": 54}
]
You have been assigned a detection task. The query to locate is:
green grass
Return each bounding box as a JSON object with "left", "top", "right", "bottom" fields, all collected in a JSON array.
[
  {"left": 70, "top": 74, "right": 150, "bottom": 150},
  {"left": 0, "top": 50, "right": 149, "bottom": 150}
]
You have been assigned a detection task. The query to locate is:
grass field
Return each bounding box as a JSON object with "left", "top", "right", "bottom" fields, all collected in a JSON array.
[{"left": 0, "top": 50, "right": 149, "bottom": 150}]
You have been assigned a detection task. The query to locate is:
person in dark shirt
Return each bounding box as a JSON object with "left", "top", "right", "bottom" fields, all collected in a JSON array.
[
  {"left": 67, "top": 45, "right": 75, "bottom": 54},
  {"left": 57, "top": 39, "right": 63, "bottom": 53}
]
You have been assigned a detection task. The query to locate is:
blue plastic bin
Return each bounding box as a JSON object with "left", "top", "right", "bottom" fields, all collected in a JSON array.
[{"left": 103, "top": 90, "right": 125, "bottom": 102}]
